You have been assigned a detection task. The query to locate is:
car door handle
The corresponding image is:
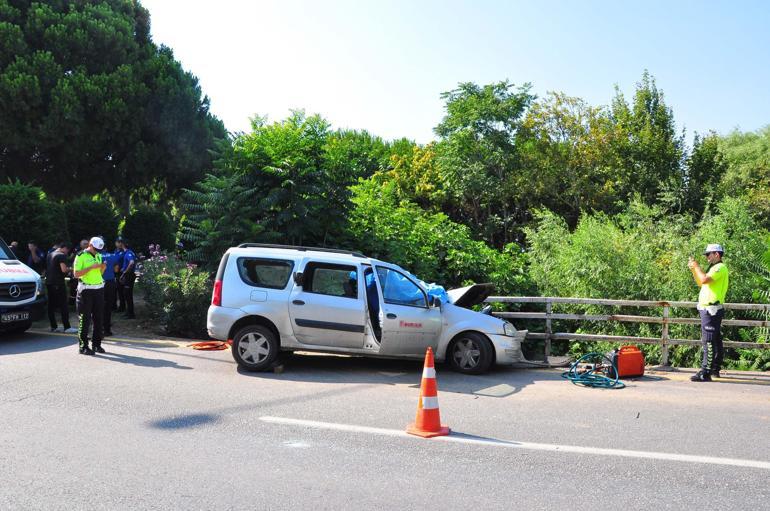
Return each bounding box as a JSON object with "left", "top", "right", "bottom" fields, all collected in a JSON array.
[
  {"left": 292, "top": 300, "right": 305, "bottom": 306},
  {"left": 386, "top": 313, "right": 397, "bottom": 319}
]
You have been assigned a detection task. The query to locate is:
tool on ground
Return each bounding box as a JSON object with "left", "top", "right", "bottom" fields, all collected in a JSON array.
[
  {"left": 562, "top": 352, "right": 626, "bottom": 389},
  {"left": 607, "top": 345, "right": 645, "bottom": 378},
  {"left": 407, "top": 347, "right": 450, "bottom": 438}
]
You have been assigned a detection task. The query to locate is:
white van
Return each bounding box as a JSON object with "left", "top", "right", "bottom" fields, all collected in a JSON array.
[
  {"left": 0, "top": 238, "right": 46, "bottom": 334},
  {"left": 207, "top": 244, "right": 527, "bottom": 374}
]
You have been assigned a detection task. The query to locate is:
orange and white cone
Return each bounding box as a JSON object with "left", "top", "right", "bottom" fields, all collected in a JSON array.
[{"left": 407, "top": 347, "right": 450, "bottom": 438}]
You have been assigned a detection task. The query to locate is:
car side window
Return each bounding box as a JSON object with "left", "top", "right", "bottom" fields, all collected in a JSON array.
[
  {"left": 374, "top": 267, "right": 427, "bottom": 308},
  {"left": 237, "top": 258, "right": 294, "bottom": 289},
  {"left": 303, "top": 262, "right": 358, "bottom": 299}
]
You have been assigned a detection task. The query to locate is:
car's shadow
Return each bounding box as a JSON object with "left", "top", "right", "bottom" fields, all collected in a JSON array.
[
  {"left": 236, "top": 351, "right": 563, "bottom": 398},
  {"left": 0, "top": 332, "right": 75, "bottom": 355}
]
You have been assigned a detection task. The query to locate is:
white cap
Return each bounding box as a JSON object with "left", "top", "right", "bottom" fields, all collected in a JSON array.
[
  {"left": 90, "top": 236, "right": 105, "bottom": 250},
  {"left": 703, "top": 243, "right": 724, "bottom": 255}
]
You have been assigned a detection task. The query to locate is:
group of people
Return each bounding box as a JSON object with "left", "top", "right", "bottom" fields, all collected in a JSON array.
[{"left": 12, "top": 236, "right": 137, "bottom": 355}]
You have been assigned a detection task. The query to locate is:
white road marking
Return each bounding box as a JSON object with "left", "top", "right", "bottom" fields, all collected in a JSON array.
[{"left": 260, "top": 416, "right": 770, "bottom": 470}]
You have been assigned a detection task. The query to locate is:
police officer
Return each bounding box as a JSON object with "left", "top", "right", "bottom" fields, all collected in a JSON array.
[
  {"left": 116, "top": 237, "right": 137, "bottom": 319},
  {"left": 73, "top": 237, "right": 106, "bottom": 355},
  {"left": 100, "top": 245, "right": 121, "bottom": 337},
  {"left": 688, "top": 244, "right": 729, "bottom": 382}
]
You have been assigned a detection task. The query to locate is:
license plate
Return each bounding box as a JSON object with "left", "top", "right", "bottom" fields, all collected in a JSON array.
[{"left": 1, "top": 312, "right": 29, "bottom": 323}]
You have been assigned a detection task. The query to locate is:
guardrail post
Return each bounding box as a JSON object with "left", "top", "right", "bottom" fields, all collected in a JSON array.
[
  {"left": 544, "top": 298, "right": 552, "bottom": 362},
  {"left": 661, "top": 305, "right": 670, "bottom": 367}
]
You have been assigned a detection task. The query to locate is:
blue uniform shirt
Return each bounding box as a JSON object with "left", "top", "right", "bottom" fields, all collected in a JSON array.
[
  {"left": 121, "top": 248, "right": 136, "bottom": 273},
  {"left": 100, "top": 251, "right": 119, "bottom": 281}
]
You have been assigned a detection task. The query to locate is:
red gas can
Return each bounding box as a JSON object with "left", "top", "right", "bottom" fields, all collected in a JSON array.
[{"left": 610, "top": 345, "right": 645, "bottom": 378}]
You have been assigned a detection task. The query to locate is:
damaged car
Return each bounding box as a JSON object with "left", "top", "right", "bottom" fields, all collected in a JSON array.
[{"left": 207, "top": 244, "right": 527, "bottom": 374}]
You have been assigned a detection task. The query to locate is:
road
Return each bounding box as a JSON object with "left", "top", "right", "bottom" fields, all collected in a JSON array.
[{"left": 2, "top": 331, "right": 769, "bottom": 510}]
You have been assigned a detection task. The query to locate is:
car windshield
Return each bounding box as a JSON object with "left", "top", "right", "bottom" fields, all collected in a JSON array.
[{"left": 0, "top": 240, "right": 13, "bottom": 260}]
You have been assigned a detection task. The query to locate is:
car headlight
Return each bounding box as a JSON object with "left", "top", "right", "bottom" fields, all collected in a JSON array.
[
  {"left": 503, "top": 321, "right": 516, "bottom": 337},
  {"left": 36, "top": 279, "right": 44, "bottom": 296}
]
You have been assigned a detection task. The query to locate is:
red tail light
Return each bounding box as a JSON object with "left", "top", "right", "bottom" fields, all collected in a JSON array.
[{"left": 212, "top": 280, "right": 223, "bottom": 306}]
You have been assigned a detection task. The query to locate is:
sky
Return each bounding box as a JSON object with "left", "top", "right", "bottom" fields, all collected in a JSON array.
[{"left": 141, "top": 0, "right": 770, "bottom": 143}]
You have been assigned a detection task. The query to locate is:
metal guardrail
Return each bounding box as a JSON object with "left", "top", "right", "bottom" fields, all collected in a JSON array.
[{"left": 484, "top": 296, "right": 770, "bottom": 366}]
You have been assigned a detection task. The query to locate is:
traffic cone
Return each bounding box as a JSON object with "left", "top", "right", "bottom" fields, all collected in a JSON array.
[{"left": 407, "top": 347, "right": 450, "bottom": 438}]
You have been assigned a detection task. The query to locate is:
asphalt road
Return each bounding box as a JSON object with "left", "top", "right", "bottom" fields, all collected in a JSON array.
[{"left": 2, "top": 331, "right": 769, "bottom": 510}]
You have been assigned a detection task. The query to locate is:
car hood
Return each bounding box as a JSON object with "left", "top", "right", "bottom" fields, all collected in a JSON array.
[
  {"left": 0, "top": 259, "right": 40, "bottom": 282},
  {"left": 446, "top": 283, "right": 494, "bottom": 309}
]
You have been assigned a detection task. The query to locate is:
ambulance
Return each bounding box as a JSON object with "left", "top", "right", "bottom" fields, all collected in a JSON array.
[{"left": 0, "top": 237, "right": 46, "bottom": 334}]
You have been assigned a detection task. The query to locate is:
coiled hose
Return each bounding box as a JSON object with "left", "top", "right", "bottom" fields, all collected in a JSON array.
[{"left": 561, "top": 352, "right": 626, "bottom": 389}]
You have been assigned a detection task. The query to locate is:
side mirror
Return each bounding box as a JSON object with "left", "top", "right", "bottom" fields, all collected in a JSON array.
[
  {"left": 293, "top": 272, "right": 304, "bottom": 287},
  {"left": 431, "top": 296, "right": 442, "bottom": 308}
]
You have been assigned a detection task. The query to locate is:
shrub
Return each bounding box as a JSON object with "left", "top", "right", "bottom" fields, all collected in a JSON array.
[
  {"left": 122, "top": 206, "right": 176, "bottom": 257},
  {"left": 64, "top": 197, "right": 119, "bottom": 246},
  {"left": 0, "top": 181, "right": 68, "bottom": 248},
  {"left": 140, "top": 250, "right": 212, "bottom": 338}
]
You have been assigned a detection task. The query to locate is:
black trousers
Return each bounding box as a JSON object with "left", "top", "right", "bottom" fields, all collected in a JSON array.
[
  {"left": 77, "top": 287, "right": 104, "bottom": 349},
  {"left": 699, "top": 308, "right": 724, "bottom": 374},
  {"left": 116, "top": 271, "right": 125, "bottom": 310},
  {"left": 46, "top": 283, "right": 70, "bottom": 329},
  {"left": 104, "top": 280, "right": 117, "bottom": 332},
  {"left": 121, "top": 272, "right": 136, "bottom": 316}
]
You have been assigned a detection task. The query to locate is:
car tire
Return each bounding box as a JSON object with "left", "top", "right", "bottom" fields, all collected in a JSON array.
[
  {"left": 447, "top": 332, "right": 494, "bottom": 375},
  {"left": 231, "top": 325, "right": 279, "bottom": 372}
]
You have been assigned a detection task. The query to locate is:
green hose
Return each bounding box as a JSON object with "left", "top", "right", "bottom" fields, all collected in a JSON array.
[{"left": 561, "top": 352, "right": 626, "bottom": 389}]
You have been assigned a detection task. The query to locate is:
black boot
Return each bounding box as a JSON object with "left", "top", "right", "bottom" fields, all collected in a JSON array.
[
  {"left": 690, "top": 370, "right": 712, "bottom": 382},
  {"left": 79, "top": 346, "right": 94, "bottom": 355},
  {"left": 93, "top": 344, "right": 106, "bottom": 354}
]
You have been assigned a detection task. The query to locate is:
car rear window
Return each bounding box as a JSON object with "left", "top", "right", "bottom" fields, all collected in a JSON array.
[{"left": 237, "top": 258, "right": 294, "bottom": 289}]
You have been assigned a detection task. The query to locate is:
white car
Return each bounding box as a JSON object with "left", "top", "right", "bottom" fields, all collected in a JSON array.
[
  {"left": 0, "top": 238, "right": 46, "bottom": 334},
  {"left": 207, "top": 244, "right": 527, "bottom": 374}
]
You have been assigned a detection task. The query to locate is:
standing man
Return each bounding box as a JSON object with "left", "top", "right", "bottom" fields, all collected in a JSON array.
[
  {"left": 100, "top": 245, "right": 121, "bottom": 337},
  {"left": 27, "top": 242, "right": 46, "bottom": 275},
  {"left": 46, "top": 242, "right": 78, "bottom": 334},
  {"left": 73, "top": 237, "right": 106, "bottom": 355},
  {"left": 116, "top": 237, "right": 137, "bottom": 319},
  {"left": 688, "top": 244, "right": 729, "bottom": 382},
  {"left": 114, "top": 237, "right": 126, "bottom": 312}
]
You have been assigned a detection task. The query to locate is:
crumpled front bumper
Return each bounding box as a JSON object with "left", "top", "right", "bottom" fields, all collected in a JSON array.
[{"left": 488, "top": 331, "right": 528, "bottom": 365}]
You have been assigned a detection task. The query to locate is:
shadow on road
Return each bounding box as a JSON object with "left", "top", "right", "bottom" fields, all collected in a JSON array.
[
  {"left": 0, "top": 332, "right": 75, "bottom": 355},
  {"left": 99, "top": 351, "right": 193, "bottom": 370},
  {"left": 235, "top": 352, "right": 563, "bottom": 398}
]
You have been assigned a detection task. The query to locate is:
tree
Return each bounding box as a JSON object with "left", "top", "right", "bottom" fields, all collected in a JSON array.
[
  {"left": 434, "top": 81, "right": 535, "bottom": 246},
  {"left": 64, "top": 197, "right": 119, "bottom": 245},
  {"left": 0, "top": 181, "right": 67, "bottom": 248},
  {"left": 608, "top": 71, "right": 685, "bottom": 206},
  {"left": 717, "top": 126, "right": 770, "bottom": 226},
  {"left": 0, "top": 1, "right": 226, "bottom": 212}
]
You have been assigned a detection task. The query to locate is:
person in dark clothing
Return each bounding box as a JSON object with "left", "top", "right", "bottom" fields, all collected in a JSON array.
[
  {"left": 27, "top": 242, "right": 46, "bottom": 275},
  {"left": 9, "top": 241, "right": 22, "bottom": 259},
  {"left": 46, "top": 243, "right": 78, "bottom": 333},
  {"left": 100, "top": 247, "right": 121, "bottom": 336},
  {"left": 114, "top": 238, "right": 126, "bottom": 312},
  {"left": 115, "top": 237, "right": 136, "bottom": 319}
]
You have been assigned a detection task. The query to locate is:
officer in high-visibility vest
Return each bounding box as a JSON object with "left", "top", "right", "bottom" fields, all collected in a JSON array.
[
  {"left": 73, "top": 237, "right": 107, "bottom": 355},
  {"left": 688, "top": 243, "right": 729, "bottom": 382}
]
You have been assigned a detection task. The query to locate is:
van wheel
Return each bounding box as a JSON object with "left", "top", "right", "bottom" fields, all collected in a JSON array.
[
  {"left": 447, "top": 332, "right": 493, "bottom": 375},
  {"left": 231, "top": 325, "right": 279, "bottom": 372}
]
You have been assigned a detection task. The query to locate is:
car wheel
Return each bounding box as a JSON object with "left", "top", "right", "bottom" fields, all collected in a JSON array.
[
  {"left": 231, "top": 325, "right": 279, "bottom": 372},
  {"left": 447, "top": 332, "right": 494, "bottom": 374}
]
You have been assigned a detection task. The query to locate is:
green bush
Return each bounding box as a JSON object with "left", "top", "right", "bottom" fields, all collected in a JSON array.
[
  {"left": 347, "top": 178, "right": 533, "bottom": 294},
  {"left": 525, "top": 197, "right": 770, "bottom": 368},
  {"left": 140, "top": 253, "right": 211, "bottom": 338},
  {"left": 0, "top": 182, "right": 68, "bottom": 248},
  {"left": 64, "top": 197, "right": 119, "bottom": 246},
  {"left": 122, "top": 206, "right": 176, "bottom": 256}
]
